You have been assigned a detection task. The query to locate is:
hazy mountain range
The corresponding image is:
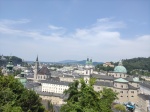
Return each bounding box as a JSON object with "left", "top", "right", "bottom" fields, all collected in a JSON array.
[{"left": 57, "top": 60, "right": 103, "bottom": 65}]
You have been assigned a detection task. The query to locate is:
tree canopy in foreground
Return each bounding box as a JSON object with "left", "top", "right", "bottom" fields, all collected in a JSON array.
[
  {"left": 0, "top": 75, "right": 45, "bottom": 112},
  {"left": 60, "top": 78, "right": 118, "bottom": 112}
]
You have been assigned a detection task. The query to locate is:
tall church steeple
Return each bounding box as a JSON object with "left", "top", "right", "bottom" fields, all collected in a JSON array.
[
  {"left": 34, "top": 55, "right": 39, "bottom": 80},
  {"left": 84, "top": 58, "right": 94, "bottom": 84}
]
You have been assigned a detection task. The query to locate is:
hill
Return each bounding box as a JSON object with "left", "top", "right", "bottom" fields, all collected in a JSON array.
[
  {"left": 0, "top": 55, "right": 23, "bottom": 66},
  {"left": 95, "top": 57, "right": 150, "bottom": 76},
  {"left": 121, "top": 57, "right": 150, "bottom": 75},
  {"left": 57, "top": 60, "right": 103, "bottom": 66}
]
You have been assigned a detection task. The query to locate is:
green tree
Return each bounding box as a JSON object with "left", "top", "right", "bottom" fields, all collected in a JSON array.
[
  {"left": 0, "top": 75, "right": 45, "bottom": 112},
  {"left": 113, "top": 104, "right": 126, "bottom": 112},
  {"left": 47, "top": 100, "right": 54, "bottom": 112},
  {"left": 0, "top": 68, "right": 3, "bottom": 76},
  {"left": 60, "top": 78, "right": 118, "bottom": 112}
]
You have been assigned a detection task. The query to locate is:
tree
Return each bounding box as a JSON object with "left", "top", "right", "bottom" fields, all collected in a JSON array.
[
  {"left": 0, "top": 68, "right": 3, "bottom": 76},
  {"left": 113, "top": 104, "right": 126, "bottom": 112},
  {"left": 60, "top": 78, "right": 118, "bottom": 112},
  {"left": 0, "top": 75, "right": 45, "bottom": 112},
  {"left": 47, "top": 100, "right": 54, "bottom": 112}
]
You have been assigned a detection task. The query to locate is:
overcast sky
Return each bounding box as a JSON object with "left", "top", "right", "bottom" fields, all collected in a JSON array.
[{"left": 0, "top": 0, "right": 150, "bottom": 62}]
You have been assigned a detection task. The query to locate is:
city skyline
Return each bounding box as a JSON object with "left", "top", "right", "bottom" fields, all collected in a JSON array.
[{"left": 0, "top": 0, "right": 150, "bottom": 62}]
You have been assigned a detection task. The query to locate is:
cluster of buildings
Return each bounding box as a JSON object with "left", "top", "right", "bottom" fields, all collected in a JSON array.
[{"left": 1, "top": 56, "right": 150, "bottom": 112}]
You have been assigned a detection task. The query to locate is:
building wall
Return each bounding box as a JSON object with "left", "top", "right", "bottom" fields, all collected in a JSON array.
[
  {"left": 42, "top": 83, "right": 69, "bottom": 94},
  {"left": 129, "top": 82, "right": 139, "bottom": 88},
  {"left": 114, "top": 88, "right": 129, "bottom": 103},
  {"left": 40, "top": 95, "right": 64, "bottom": 105},
  {"left": 140, "top": 85, "right": 150, "bottom": 95},
  {"left": 128, "top": 89, "right": 138, "bottom": 103},
  {"left": 108, "top": 72, "right": 128, "bottom": 78},
  {"left": 36, "top": 75, "right": 50, "bottom": 80},
  {"left": 59, "top": 77, "right": 75, "bottom": 82},
  {"left": 137, "top": 96, "right": 150, "bottom": 112}
]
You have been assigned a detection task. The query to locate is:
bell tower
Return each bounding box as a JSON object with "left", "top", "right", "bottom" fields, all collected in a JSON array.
[
  {"left": 34, "top": 55, "right": 39, "bottom": 80},
  {"left": 84, "top": 58, "right": 93, "bottom": 84}
]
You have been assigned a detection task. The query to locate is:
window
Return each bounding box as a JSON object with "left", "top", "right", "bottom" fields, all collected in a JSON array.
[
  {"left": 131, "top": 91, "right": 134, "bottom": 93},
  {"left": 121, "top": 96, "right": 123, "bottom": 97},
  {"left": 121, "top": 85, "right": 123, "bottom": 88},
  {"left": 86, "top": 70, "right": 88, "bottom": 74},
  {"left": 97, "top": 87, "right": 100, "bottom": 89},
  {"left": 120, "top": 91, "right": 123, "bottom": 93},
  {"left": 131, "top": 96, "right": 134, "bottom": 97},
  {"left": 127, "top": 96, "right": 128, "bottom": 97}
]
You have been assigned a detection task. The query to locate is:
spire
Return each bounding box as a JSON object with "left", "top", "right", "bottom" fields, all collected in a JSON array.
[
  {"left": 118, "top": 60, "right": 123, "bottom": 66},
  {"left": 87, "top": 58, "right": 89, "bottom": 61},
  {"left": 36, "top": 55, "right": 38, "bottom": 62}
]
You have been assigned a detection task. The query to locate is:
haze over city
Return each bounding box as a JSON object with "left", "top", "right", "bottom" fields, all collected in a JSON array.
[{"left": 0, "top": 0, "right": 150, "bottom": 62}]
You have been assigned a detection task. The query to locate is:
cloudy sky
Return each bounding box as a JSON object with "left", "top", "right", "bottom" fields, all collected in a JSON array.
[{"left": 0, "top": 0, "right": 150, "bottom": 62}]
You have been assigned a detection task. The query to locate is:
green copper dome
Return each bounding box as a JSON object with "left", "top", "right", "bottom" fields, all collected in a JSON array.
[
  {"left": 114, "top": 78, "right": 128, "bottom": 83},
  {"left": 114, "top": 60, "right": 127, "bottom": 73},
  {"left": 86, "top": 58, "right": 93, "bottom": 65}
]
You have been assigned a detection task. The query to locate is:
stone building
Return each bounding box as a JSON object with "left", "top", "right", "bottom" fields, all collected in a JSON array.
[
  {"left": 92, "top": 60, "right": 140, "bottom": 104},
  {"left": 34, "top": 56, "right": 51, "bottom": 81}
]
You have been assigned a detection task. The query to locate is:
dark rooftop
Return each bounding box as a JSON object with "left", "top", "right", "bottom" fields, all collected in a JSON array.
[
  {"left": 38, "top": 66, "right": 51, "bottom": 75},
  {"left": 138, "top": 94, "right": 150, "bottom": 100},
  {"left": 94, "top": 81, "right": 113, "bottom": 87},
  {"left": 40, "top": 79, "right": 71, "bottom": 86},
  {"left": 92, "top": 74, "right": 114, "bottom": 80}
]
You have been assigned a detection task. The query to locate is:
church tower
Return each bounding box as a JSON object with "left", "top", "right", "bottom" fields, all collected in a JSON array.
[
  {"left": 5, "top": 56, "right": 14, "bottom": 75},
  {"left": 34, "top": 56, "right": 39, "bottom": 80},
  {"left": 84, "top": 58, "right": 94, "bottom": 84}
]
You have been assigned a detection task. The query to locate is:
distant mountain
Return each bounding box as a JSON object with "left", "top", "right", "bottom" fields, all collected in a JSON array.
[
  {"left": 26, "top": 60, "right": 103, "bottom": 66},
  {"left": 58, "top": 60, "right": 77, "bottom": 63},
  {"left": 0, "top": 56, "right": 23, "bottom": 66},
  {"left": 56, "top": 60, "right": 103, "bottom": 66}
]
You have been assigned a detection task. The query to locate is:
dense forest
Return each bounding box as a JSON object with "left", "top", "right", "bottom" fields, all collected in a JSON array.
[
  {"left": 121, "top": 57, "right": 150, "bottom": 72},
  {"left": 95, "top": 57, "right": 150, "bottom": 76}
]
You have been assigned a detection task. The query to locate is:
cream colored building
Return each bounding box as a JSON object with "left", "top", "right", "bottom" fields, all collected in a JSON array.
[
  {"left": 103, "top": 62, "right": 114, "bottom": 67},
  {"left": 37, "top": 91, "right": 66, "bottom": 105},
  {"left": 92, "top": 60, "right": 140, "bottom": 104},
  {"left": 41, "top": 80, "right": 69, "bottom": 94}
]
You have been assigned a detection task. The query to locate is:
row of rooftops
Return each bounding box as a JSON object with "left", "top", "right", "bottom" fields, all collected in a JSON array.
[
  {"left": 40, "top": 79, "right": 70, "bottom": 86},
  {"left": 91, "top": 74, "right": 140, "bottom": 83},
  {"left": 25, "top": 77, "right": 139, "bottom": 91}
]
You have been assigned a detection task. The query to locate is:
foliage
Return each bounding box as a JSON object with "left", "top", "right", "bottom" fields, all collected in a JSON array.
[
  {"left": 14, "top": 69, "right": 22, "bottom": 76},
  {"left": 0, "top": 68, "right": 3, "bottom": 76},
  {"left": 113, "top": 104, "right": 126, "bottom": 112},
  {"left": 60, "top": 78, "right": 118, "bottom": 112},
  {"left": 47, "top": 100, "right": 54, "bottom": 112},
  {"left": 0, "top": 75, "right": 45, "bottom": 112},
  {"left": 95, "top": 64, "right": 114, "bottom": 72},
  {"left": 120, "top": 57, "right": 150, "bottom": 75}
]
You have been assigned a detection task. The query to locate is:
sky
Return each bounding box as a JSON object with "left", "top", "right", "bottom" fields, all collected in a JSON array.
[{"left": 0, "top": 0, "right": 150, "bottom": 62}]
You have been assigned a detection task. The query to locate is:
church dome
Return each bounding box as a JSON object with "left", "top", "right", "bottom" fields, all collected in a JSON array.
[{"left": 114, "top": 60, "right": 127, "bottom": 73}]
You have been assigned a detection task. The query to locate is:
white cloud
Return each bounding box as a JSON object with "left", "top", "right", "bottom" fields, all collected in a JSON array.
[
  {"left": 48, "top": 25, "right": 65, "bottom": 30},
  {"left": 0, "top": 19, "right": 30, "bottom": 26},
  {"left": 0, "top": 18, "right": 149, "bottom": 62}
]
